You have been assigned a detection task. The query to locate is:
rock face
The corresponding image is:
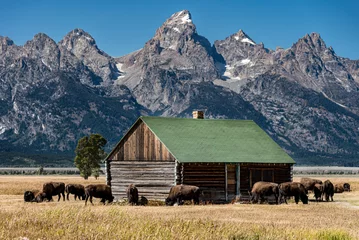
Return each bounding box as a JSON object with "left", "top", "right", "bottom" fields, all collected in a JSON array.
[
  {"left": 0, "top": 10, "right": 359, "bottom": 166},
  {"left": 0, "top": 32, "right": 143, "bottom": 165}
]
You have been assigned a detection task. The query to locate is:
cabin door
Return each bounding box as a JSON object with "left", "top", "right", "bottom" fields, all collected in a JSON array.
[{"left": 225, "top": 164, "right": 236, "bottom": 202}]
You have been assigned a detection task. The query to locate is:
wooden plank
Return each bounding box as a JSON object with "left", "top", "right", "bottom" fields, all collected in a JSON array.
[{"left": 225, "top": 163, "right": 228, "bottom": 201}]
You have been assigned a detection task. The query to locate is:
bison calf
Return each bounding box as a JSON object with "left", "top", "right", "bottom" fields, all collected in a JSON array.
[
  {"left": 126, "top": 184, "right": 139, "bottom": 205},
  {"left": 43, "top": 182, "right": 65, "bottom": 201},
  {"left": 343, "top": 183, "right": 351, "bottom": 192},
  {"left": 65, "top": 184, "right": 85, "bottom": 201},
  {"left": 165, "top": 185, "right": 200, "bottom": 206},
  {"left": 24, "top": 190, "right": 37, "bottom": 202},
  {"left": 278, "top": 182, "right": 308, "bottom": 204},
  {"left": 250, "top": 181, "right": 279, "bottom": 204},
  {"left": 85, "top": 184, "right": 114, "bottom": 206}
]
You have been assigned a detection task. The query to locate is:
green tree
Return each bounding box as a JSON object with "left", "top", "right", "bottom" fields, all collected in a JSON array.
[{"left": 74, "top": 134, "right": 107, "bottom": 180}]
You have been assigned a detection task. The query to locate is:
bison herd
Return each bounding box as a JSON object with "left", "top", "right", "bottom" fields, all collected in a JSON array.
[
  {"left": 24, "top": 182, "right": 114, "bottom": 205},
  {"left": 250, "top": 178, "right": 351, "bottom": 205},
  {"left": 24, "top": 178, "right": 351, "bottom": 206}
]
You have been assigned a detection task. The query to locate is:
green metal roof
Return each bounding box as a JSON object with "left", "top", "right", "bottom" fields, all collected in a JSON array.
[{"left": 139, "top": 116, "right": 295, "bottom": 164}]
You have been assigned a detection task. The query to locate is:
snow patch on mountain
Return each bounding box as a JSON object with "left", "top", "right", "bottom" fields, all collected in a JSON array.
[
  {"left": 240, "top": 59, "right": 251, "bottom": 65},
  {"left": 241, "top": 38, "right": 255, "bottom": 45}
]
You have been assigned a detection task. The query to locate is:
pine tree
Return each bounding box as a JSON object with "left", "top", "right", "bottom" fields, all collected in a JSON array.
[{"left": 74, "top": 134, "right": 107, "bottom": 179}]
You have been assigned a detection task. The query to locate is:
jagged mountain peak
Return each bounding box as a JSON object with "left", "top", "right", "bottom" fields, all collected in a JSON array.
[
  {"left": 166, "top": 10, "right": 193, "bottom": 25},
  {"left": 62, "top": 28, "right": 96, "bottom": 45},
  {"left": 0, "top": 36, "right": 14, "bottom": 46},
  {"left": 25, "top": 33, "right": 58, "bottom": 48},
  {"left": 232, "top": 30, "right": 256, "bottom": 45},
  {"left": 295, "top": 32, "right": 327, "bottom": 52},
  {"left": 154, "top": 10, "right": 197, "bottom": 38}
]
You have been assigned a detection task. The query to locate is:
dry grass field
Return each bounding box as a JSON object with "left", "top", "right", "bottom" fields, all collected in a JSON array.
[{"left": 0, "top": 175, "right": 359, "bottom": 239}]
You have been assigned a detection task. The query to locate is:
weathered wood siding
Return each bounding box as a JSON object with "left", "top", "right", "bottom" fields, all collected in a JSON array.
[
  {"left": 108, "top": 121, "right": 176, "bottom": 162},
  {"left": 179, "top": 163, "right": 227, "bottom": 202},
  {"left": 109, "top": 161, "right": 175, "bottom": 200},
  {"left": 107, "top": 120, "right": 176, "bottom": 200},
  {"left": 239, "top": 163, "right": 292, "bottom": 192}
]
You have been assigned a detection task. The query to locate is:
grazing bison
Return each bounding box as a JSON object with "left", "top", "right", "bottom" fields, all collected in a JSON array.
[
  {"left": 313, "top": 183, "right": 324, "bottom": 202},
  {"left": 84, "top": 184, "right": 114, "bottom": 206},
  {"left": 300, "top": 178, "right": 323, "bottom": 191},
  {"left": 65, "top": 184, "right": 85, "bottom": 201},
  {"left": 323, "top": 180, "right": 334, "bottom": 201},
  {"left": 334, "top": 184, "right": 344, "bottom": 193},
  {"left": 42, "top": 182, "right": 65, "bottom": 201},
  {"left": 24, "top": 190, "right": 38, "bottom": 202},
  {"left": 250, "top": 182, "right": 279, "bottom": 204},
  {"left": 343, "top": 183, "right": 351, "bottom": 192},
  {"left": 165, "top": 185, "right": 200, "bottom": 206},
  {"left": 32, "top": 192, "right": 48, "bottom": 203},
  {"left": 126, "top": 184, "right": 139, "bottom": 205},
  {"left": 278, "top": 182, "right": 308, "bottom": 204}
]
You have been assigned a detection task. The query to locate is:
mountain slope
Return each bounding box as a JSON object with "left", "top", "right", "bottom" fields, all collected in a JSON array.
[{"left": 0, "top": 10, "right": 359, "bottom": 166}]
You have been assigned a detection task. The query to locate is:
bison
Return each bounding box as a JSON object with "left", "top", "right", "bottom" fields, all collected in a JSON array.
[
  {"left": 278, "top": 182, "right": 308, "bottom": 204},
  {"left": 323, "top": 180, "right": 334, "bottom": 201},
  {"left": 250, "top": 181, "right": 279, "bottom": 204},
  {"left": 165, "top": 185, "right": 200, "bottom": 206},
  {"left": 84, "top": 184, "right": 114, "bottom": 206},
  {"left": 65, "top": 184, "right": 86, "bottom": 201},
  {"left": 42, "top": 182, "right": 65, "bottom": 201},
  {"left": 343, "top": 183, "right": 351, "bottom": 192},
  {"left": 313, "top": 183, "right": 324, "bottom": 202},
  {"left": 334, "top": 184, "right": 344, "bottom": 193},
  {"left": 139, "top": 196, "right": 148, "bottom": 206},
  {"left": 300, "top": 178, "right": 323, "bottom": 191},
  {"left": 24, "top": 190, "right": 38, "bottom": 202},
  {"left": 126, "top": 184, "right": 139, "bottom": 205},
  {"left": 32, "top": 192, "right": 48, "bottom": 203}
]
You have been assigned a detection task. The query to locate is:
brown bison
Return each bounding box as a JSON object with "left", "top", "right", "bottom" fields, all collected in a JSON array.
[
  {"left": 334, "top": 184, "right": 345, "bottom": 193},
  {"left": 65, "top": 184, "right": 85, "bottom": 201},
  {"left": 278, "top": 182, "right": 308, "bottom": 204},
  {"left": 300, "top": 178, "right": 323, "bottom": 191},
  {"left": 126, "top": 184, "right": 139, "bottom": 205},
  {"left": 42, "top": 182, "right": 65, "bottom": 201},
  {"left": 343, "top": 183, "right": 351, "bottom": 192},
  {"left": 32, "top": 192, "right": 48, "bottom": 203},
  {"left": 323, "top": 180, "right": 334, "bottom": 201},
  {"left": 84, "top": 184, "right": 114, "bottom": 206},
  {"left": 313, "top": 183, "right": 324, "bottom": 202},
  {"left": 250, "top": 181, "right": 279, "bottom": 204},
  {"left": 165, "top": 185, "right": 200, "bottom": 206}
]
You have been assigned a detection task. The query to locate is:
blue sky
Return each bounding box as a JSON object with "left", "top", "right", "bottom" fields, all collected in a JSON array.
[{"left": 1, "top": 0, "right": 358, "bottom": 59}]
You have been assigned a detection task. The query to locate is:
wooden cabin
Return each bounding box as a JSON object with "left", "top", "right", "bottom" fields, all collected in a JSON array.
[{"left": 105, "top": 112, "right": 295, "bottom": 202}]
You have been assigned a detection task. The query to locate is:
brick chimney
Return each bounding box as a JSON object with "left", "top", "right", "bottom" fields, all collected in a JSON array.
[{"left": 192, "top": 110, "right": 204, "bottom": 119}]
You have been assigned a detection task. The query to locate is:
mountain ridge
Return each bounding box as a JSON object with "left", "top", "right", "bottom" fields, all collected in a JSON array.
[{"left": 0, "top": 10, "right": 358, "bottom": 166}]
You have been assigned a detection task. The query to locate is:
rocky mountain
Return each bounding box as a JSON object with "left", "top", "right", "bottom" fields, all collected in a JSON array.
[{"left": 0, "top": 10, "right": 358, "bottom": 166}]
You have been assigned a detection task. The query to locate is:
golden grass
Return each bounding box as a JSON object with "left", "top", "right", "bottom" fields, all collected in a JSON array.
[
  {"left": 0, "top": 175, "right": 105, "bottom": 195},
  {"left": 0, "top": 176, "right": 358, "bottom": 239}
]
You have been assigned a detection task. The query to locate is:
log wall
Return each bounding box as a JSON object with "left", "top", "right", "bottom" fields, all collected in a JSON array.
[
  {"left": 239, "top": 163, "right": 292, "bottom": 192},
  {"left": 108, "top": 161, "right": 175, "bottom": 200},
  {"left": 180, "top": 163, "right": 227, "bottom": 202}
]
